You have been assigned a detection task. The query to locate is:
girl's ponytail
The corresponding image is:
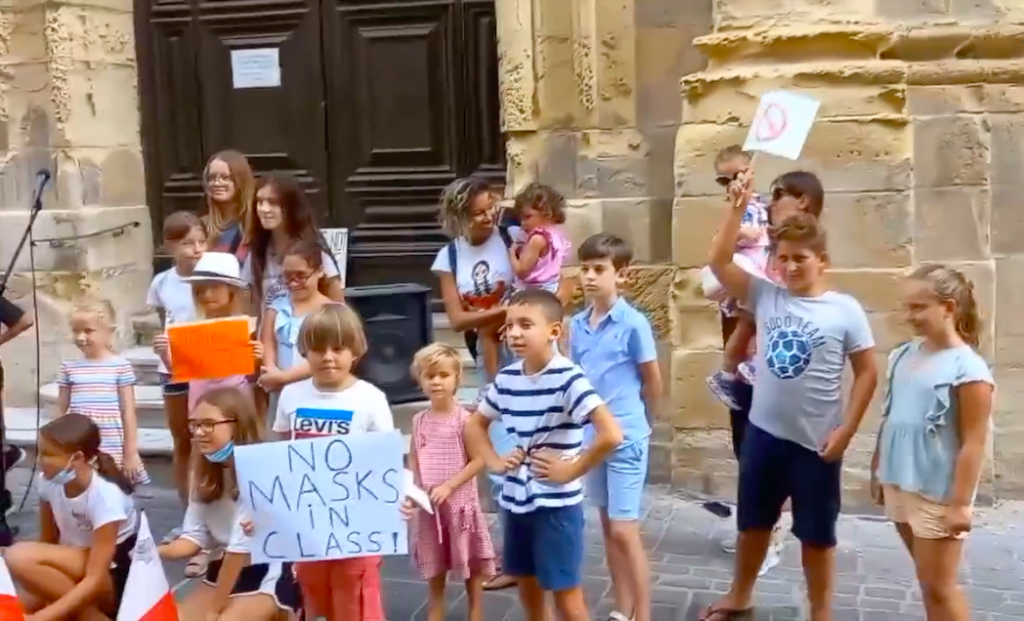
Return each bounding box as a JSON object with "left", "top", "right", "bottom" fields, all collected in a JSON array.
[{"left": 94, "top": 451, "right": 135, "bottom": 496}]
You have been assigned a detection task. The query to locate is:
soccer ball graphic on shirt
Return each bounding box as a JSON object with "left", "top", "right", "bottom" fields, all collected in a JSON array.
[{"left": 765, "top": 327, "right": 813, "bottom": 380}]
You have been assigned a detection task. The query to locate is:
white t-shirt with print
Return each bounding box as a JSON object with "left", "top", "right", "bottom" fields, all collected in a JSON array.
[
  {"left": 241, "top": 249, "right": 340, "bottom": 309},
  {"left": 37, "top": 472, "right": 138, "bottom": 548},
  {"left": 273, "top": 378, "right": 395, "bottom": 439},
  {"left": 430, "top": 230, "right": 512, "bottom": 310},
  {"left": 146, "top": 268, "right": 198, "bottom": 374},
  {"left": 180, "top": 494, "right": 251, "bottom": 554}
]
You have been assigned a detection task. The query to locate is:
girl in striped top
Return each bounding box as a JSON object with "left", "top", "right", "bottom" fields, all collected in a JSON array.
[{"left": 57, "top": 300, "right": 149, "bottom": 484}]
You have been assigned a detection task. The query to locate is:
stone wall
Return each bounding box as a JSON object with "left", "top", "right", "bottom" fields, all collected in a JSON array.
[
  {"left": 0, "top": 0, "right": 151, "bottom": 405},
  {"left": 495, "top": 0, "right": 713, "bottom": 483},
  {"left": 673, "top": 0, "right": 1024, "bottom": 504}
]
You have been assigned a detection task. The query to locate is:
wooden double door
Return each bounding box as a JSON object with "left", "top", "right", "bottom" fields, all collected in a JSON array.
[{"left": 135, "top": 0, "right": 504, "bottom": 288}]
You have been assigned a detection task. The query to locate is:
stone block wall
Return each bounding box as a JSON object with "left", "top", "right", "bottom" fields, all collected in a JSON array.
[
  {"left": 0, "top": 0, "right": 151, "bottom": 405},
  {"left": 673, "top": 0, "right": 1024, "bottom": 504},
  {"left": 495, "top": 0, "right": 713, "bottom": 483}
]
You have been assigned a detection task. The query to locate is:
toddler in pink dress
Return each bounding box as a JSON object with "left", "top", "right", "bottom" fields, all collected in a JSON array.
[
  {"left": 508, "top": 183, "right": 571, "bottom": 295},
  {"left": 409, "top": 343, "right": 496, "bottom": 621}
]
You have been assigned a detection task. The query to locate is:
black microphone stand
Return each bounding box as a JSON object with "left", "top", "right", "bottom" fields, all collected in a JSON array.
[{"left": 0, "top": 170, "right": 50, "bottom": 545}]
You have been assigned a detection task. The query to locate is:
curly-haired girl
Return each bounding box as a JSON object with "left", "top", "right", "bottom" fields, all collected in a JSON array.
[{"left": 508, "top": 182, "right": 570, "bottom": 295}]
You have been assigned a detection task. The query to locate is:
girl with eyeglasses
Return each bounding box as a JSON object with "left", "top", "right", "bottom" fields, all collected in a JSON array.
[
  {"left": 202, "top": 150, "right": 256, "bottom": 264},
  {"left": 257, "top": 239, "right": 334, "bottom": 420},
  {"left": 159, "top": 386, "right": 300, "bottom": 620}
]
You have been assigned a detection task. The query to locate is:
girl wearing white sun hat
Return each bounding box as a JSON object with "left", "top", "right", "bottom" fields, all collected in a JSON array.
[{"left": 173, "top": 251, "right": 263, "bottom": 578}]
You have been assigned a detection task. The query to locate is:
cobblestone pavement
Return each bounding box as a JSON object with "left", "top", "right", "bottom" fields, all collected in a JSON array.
[{"left": 6, "top": 456, "right": 1024, "bottom": 620}]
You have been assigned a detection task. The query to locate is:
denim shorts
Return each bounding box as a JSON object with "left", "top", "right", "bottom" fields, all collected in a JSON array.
[
  {"left": 503, "top": 504, "right": 584, "bottom": 591},
  {"left": 159, "top": 372, "right": 189, "bottom": 397},
  {"left": 587, "top": 438, "right": 649, "bottom": 521},
  {"left": 737, "top": 424, "right": 842, "bottom": 548}
]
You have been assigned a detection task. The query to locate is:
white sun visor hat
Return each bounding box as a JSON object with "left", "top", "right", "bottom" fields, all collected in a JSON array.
[
  {"left": 183, "top": 252, "right": 249, "bottom": 288},
  {"left": 701, "top": 253, "right": 761, "bottom": 300}
]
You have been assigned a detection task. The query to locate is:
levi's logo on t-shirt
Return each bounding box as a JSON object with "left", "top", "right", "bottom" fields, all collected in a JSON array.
[{"left": 293, "top": 408, "right": 353, "bottom": 438}]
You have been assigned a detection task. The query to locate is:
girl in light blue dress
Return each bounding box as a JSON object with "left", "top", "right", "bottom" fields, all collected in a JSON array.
[
  {"left": 257, "top": 239, "right": 334, "bottom": 420},
  {"left": 871, "top": 264, "right": 994, "bottom": 621}
]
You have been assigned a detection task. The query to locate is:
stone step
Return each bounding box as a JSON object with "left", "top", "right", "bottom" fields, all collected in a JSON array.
[
  {"left": 123, "top": 346, "right": 162, "bottom": 386},
  {"left": 39, "top": 382, "right": 168, "bottom": 428},
  {"left": 8, "top": 407, "right": 415, "bottom": 458}
]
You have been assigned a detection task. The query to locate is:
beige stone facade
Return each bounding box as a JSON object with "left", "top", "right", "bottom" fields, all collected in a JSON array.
[
  {"left": 4, "top": 0, "right": 1024, "bottom": 504},
  {"left": 0, "top": 0, "right": 151, "bottom": 406},
  {"left": 496, "top": 0, "right": 1024, "bottom": 505}
]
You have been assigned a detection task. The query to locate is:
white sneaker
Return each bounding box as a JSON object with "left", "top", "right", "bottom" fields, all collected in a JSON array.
[
  {"left": 721, "top": 534, "right": 737, "bottom": 554},
  {"left": 758, "top": 541, "right": 782, "bottom": 576}
]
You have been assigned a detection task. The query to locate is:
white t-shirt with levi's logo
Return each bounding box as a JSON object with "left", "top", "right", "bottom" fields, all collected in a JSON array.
[{"left": 272, "top": 378, "right": 395, "bottom": 440}]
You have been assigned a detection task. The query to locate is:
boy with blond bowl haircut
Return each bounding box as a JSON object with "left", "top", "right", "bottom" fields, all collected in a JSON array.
[
  {"left": 465, "top": 288, "right": 624, "bottom": 621},
  {"left": 568, "top": 233, "right": 662, "bottom": 621}
]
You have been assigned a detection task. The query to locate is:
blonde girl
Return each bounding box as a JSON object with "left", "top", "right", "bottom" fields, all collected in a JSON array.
[
  {"left": 178, "top": 251, "right": 264, "bottom": 577},
  {"left": 871, "top": 264, "right": 994, "bottom": 621},
  {"left": 56, "top": 300, "right": 148, "bottom": 484},
  {"left": 159, "top": 387, "right": 300, "bottom": 621},
  {"left": 203, "top": 150, "right": 255, "bottom": 263},
  {"left": 408, "top": 343, "right": 495, "bottom": 621}
]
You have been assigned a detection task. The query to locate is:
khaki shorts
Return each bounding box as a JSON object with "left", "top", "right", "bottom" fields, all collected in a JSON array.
[{"left": 883, "top": 485, "right": 967, "bottom": 540}]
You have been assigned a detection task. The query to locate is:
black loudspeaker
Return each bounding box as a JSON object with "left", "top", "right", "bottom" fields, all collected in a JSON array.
[{"left": 345, "top": 283, "right": 433, "bottom": 404}]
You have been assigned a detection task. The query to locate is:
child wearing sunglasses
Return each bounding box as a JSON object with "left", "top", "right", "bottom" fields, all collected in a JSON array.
[{"left": 705, "top": 146, "right": 770, "bottom": 410}]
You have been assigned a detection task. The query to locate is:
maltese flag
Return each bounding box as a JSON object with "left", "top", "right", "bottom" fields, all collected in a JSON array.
[
  {"left": 117, "top": 513, "right": 178, "bottom": 621},
  {"left": 0, "top": 556, "right": 24, "bottom": 619}
]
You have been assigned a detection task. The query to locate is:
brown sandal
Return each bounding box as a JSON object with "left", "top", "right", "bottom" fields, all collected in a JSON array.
[
  {"left": 699, "top": 603, "right": 754, "bottom": 621},
  {"left": 482, "top": 573, "right": 518, "bottom": 591}
]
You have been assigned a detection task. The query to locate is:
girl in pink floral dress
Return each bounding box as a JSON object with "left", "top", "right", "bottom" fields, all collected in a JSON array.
[{"left": 409, "top": 343, "right": 496, "bottom": 621}]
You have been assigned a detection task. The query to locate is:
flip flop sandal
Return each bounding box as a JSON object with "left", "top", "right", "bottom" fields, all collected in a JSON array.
[
  {"left": 608, "top": 611, "right": 634, "bottom": 621},
  {"left": 184, "top": 550, "right": 209, "bottom": 578},
  {"left": 700, "top": 603, "right": 754, "bottom": 621},
  {"left": 482, "top": 573, "right": 518, "bottom": 591}
]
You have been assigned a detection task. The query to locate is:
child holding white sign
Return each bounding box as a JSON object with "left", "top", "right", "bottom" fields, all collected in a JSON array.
[
  {"left": 159, "top": 386, "right": 301, "bottom": 620},
  {"left": 408, "top": 343, "right": 496, "bottom": 621},
  {"left": 272, "top": 303, "right": 395, "bottom": 620}
]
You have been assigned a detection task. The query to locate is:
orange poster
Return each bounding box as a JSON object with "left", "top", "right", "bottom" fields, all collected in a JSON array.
[{"left": 168, "top": 317, "right": 254, "bottom": 382}]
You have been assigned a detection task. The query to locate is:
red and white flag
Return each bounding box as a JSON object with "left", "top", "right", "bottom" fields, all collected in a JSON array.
[
  {"left": 117, "top": 512, "right": 178, "bottom": 621},
  {"left": 0, "top": 556, "right": 24, "bottom": 620}
]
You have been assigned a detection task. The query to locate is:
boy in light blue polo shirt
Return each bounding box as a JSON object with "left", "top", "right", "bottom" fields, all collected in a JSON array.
[{"left": 569, "top": 233, "right": 662, "bottom": 621}]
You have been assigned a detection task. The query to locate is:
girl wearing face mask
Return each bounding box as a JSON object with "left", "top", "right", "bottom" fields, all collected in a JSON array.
[
  {"left": 257, "top": 240, "right": 333, "bottom": 419},
  {"left": 159, "top": 387, "right": 301, "bottom": 620},
  {"left": 203, "top": 150, "right": 255, "bottom": 264},
  {"left": 6, "top": 414, "right": 139, "bottom": 621},
  {"left": 179, "top": 251, "right": 264, "bottom": 577},
  {"left": 243, "top": 173, "right": 343, "bottom": 312}
]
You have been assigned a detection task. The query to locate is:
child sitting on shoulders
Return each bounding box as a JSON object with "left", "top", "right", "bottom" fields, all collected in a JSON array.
[
  {"left": 704, "top": 147, "right": 770, "bottom": 410},
  {"left": 408, "top": 342, "right": 496, "bottom": 621},
  {"left": 57, "top": 300, "right": 148, "bottom": 485},
  {"left": 508, "top": 183, "right": 571, "bottom": 297},
  {"left": 272, "top": 303, "right": 395, "bottom": 621}
]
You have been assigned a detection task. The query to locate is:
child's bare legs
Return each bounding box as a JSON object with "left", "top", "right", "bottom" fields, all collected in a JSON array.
[
  {"left": 723, "top": 315, "right": 755, "bottom": 374},
  {"left": 465, "top": 574, "right": 485, "bottom": 621},
  {"left": 478, "top": 325, "right": 501, "bottom": 380},
  {"left": 426, "top": 574, "right": 447, "bottom": 621},
  {"left": 553, "top": 586, "right": 589, "bottom": 621},
  {"left": 164, "top": 389, "right": 191, "bottom": 505},
  {"left": 912, "top": 537, "right": 970, "bottom": 621},
  {"left": 518, "top": 578, "right": 552, "bottom": 621}
]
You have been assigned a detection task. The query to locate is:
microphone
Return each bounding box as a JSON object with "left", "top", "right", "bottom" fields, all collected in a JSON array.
[{"left": 31, "top": 169, "right": 51, "bottom": 213}]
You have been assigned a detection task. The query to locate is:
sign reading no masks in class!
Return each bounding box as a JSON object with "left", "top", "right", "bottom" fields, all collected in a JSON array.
[{"left": 234, "top": 431, "right": 407, "bottom": 564}]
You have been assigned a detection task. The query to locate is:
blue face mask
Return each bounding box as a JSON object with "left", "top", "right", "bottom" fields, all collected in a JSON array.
[
  {"left": 204, "top": 440, "right": 235, "bottom": 463},
  {"left": 47, "top": 459, "right": 76, "bottom": 485}
]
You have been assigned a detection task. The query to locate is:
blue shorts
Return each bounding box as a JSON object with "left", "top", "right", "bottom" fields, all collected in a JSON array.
[
  {"left": 158, "top": 372, "right": 189, "bottom": 397},
  {"left": 503, "top": 504, "right": 584, "bottom": 591},
  {"left": 588, "top": 439, "right": 648, "bottom": 520},
  {"left": 737, "top": 424, "right": 842, "bottom": 548}
]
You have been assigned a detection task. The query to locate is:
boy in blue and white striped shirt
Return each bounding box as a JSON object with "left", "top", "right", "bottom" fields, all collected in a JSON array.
[{"left": 466, "top": 288, "right": 623, "bottom": 620}]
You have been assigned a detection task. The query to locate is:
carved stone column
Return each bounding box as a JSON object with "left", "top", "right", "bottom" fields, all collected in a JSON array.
[
  {"left": 495, "top": 0, "right": 713, "bottom": 481},
  {"left": 673, "top": 0, "right": 1024, "bottom": 501},
  {"left": 0, "top": 0, "right": 151, "bottom": 404}
]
